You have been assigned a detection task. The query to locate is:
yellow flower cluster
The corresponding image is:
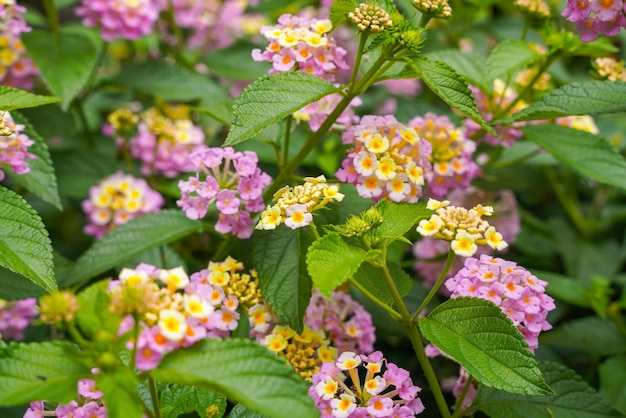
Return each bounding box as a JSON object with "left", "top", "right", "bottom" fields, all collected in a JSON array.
[{"left": 594, "top": 57, "right": 626, "bottom": 82}]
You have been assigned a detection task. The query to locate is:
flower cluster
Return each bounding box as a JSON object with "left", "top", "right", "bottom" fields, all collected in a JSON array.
[
  {"left": 408, "top": 113, "right": 479, "bottom": 199},
  {"left": 82, "top": 172, "right": 164, "bottom": 239},
  {"left": 413, "top": 0, "right": 452, "bottom": 19},
  {"left": 336, "top": 115, "right": 433, "bottom": 203},
  {"left": 0, "top": 298, "right": 37, "bottom": 340},
  {"left": 293, "top": 93, "right": 362, "bottom": 132},
  {"left": 416, "top": 198, "right": 508, "bottom": 257},
  {"left": 561, "top": 0, "right": 626, "bottom": 42},
  {"left": 262, "top": 324, "right": 337, "bottom": 380},
  {"left": 445, "top": 255, "right": 556, "bottom": 350},
  {"left": 305, "top": 289, "right": 376, "bottom": 354},
  {"left": 252, "top": 14, "right": 349, "bottom": 81},
  {"left": 256, "top": 175, "right": 344, "bottom": 231},
  {"left": 348, "top": 3, "right": 393, "bottom": 32},
  {"left": 0, "top": 111, "right": 35, "bottom": 181},
  {"left": 515, "top": 0, "right": 551, "bottom": 18},
  {"left": 554, "top": 115, "right": 599, "bottom": 134},
  {"left": 0, "top": 1, "right": 39, "bottom": 89},
  {"left": 177, "top": 147, "right": 271, "bottom": 238},
  {"left": 24, "top": 378, "right": 106, "bottom": 418},
  {"left": 310, "top": 351, "right": 425, "bottom": 418},
  {"left": 39, "top": 290, "right": 80, "bottom": 324},
  {"left": 75, "top": 0, "right": 165, "bottom": 42},
  {"left": 594, "top": 56, "right": 626, "bottom": 81}
]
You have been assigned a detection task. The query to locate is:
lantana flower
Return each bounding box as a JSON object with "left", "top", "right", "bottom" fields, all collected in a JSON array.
[
  {"left": 561, "top": 0, "right": 626, "bottom": 42},
  {"left": 0, "top": 1, "right": 39, "bottom": 89},
  {"left": 0, "top": 111, "right": 35, "bottom": 181},
  {"left": 0, "top": 298, "right": 37, "bottom": 340}
]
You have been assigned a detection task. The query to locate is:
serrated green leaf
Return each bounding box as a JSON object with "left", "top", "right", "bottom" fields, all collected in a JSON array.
[
  {"left": 522, "top": 124, "right": 626, "bottom": 190},
  {"left": 113, "top": 60, "right": 226, "bottom": 102},
  {"left": 227, "top": 404, "right": 269, "bottom": 418},
  {"left": 483, "top": 40, "right": 540, "bottom": 87},
  {"left": 76, "top": 281, "right": 119, "bottom": 340},
  {"left": 499, "top": 80, "right": 626, "bottom": 123},
  {"left": 161, "top": 383, "right": 227, "bottom": 418},
  {"left": 0, "top": 341, "right": 89, "bottom": 406},
  {"left": 419, "top": 297, "right": 553, "bottom": 395},
  {"left": 329, "top": 0, "right": 357, "bottom": 29},
  {"left": 474, "top": 361, "right": 622, "bottom": 418},
  {"left": 151, "top": 339, "right": 319, "bottom": 418},
  {"left": 252, "top": 227, "right": 314, "bottom": 333},
  {"left": 541, "top": 317, "right": 626, "bottom": 355},
  {"left": 224, "top": 72, "right": 340, "bottom": 146},
  {"left": 352, "top": 261, "right": 412, "bottom": 307},
  {"left": 307, "top": 232, "right": 369, "bottom": 298},
  {"left": 0, "top": 86, "right": 60, "bottom": 111},
  {"left": 68, "top": 210, "right": 202, "bottom": 287},
  {"left": 375, "top": 200, "right": 431, "bottom": 241},
  {"left": 599, "top": 357, "right": 626, "bottom": 414},
  {"left": 96, "top": 368, "right": 144, "bottom": 418},
  {"left": 407, "top": 56, "right": 498, "bottom": 138},
  {"left": 0, "top": 186, "right": 55, "bottom": 293},
  {"left": 7, "top": 112, "right": 62, "bottom": 210},
  {"left": 425, "top": 49, "right": 487, "bottom": 90},
  {"left": 22, "top": 27, "right": 101, "bottom": 111}
]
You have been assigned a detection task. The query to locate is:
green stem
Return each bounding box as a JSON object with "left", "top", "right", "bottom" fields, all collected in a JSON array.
[
  {"left": 66, "top": 321, "right": 90, "bottom": 348},
  {"left": 349, "top": 276, "right": 402, "bottom": 321},
  {"left": 130, "top": 314, "right": 140, "bottom": 371},
  {"left": 451, "top": 374, "right": 475, "bottom": 418},
  {"left": 42, "top": 0, "right": 59, "bottom": 34},
  {"left": 520, "top": 18, "right": 530, "bottom": 42},
  {"left": 148, "top": 376, "right": 162, "bottom": 418},
  {"left": 546, "top": 168, "right": 594, "bottom": 237},
  {"left": 282, "top": 115, "right": 293, "bottom": 169},
  {"left": 418, "top": 13, "right": 432, "bottom": 29},
  {"left": 307, "top": 222, "right": 321, "bottom": 240},
  {"left": 348, "top": 33, "right": 369, "bottom": 95},
  {"left": 413, "top": 250, "right": 456, "bottom": 320}
]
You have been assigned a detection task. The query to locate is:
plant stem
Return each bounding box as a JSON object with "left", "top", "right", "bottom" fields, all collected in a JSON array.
[
  {"left": 282, "top": 115, "right": 293, "bottom": 169},
  {"left": 42, "top": 0, "right": 59, "bottom": 34},
  {"left": 451, "top": 374, "right": 474, "bottom": 418},
  {"left": 546, "top": 168, "right": 594, "bottom": 237},
  {"left": 349, "top": 33, "right": 369, "bottom": 94},
  {"left": 412, "top": 250, "right": 456, "bottom": 320},
  {"left": 148, "top": 376, "right": 162, "bottom": 418},
  {"left": 130, "top": 314, "right": 140, "bottom": 371},
  {"left": 349, "top": 277, "right": 402, "bottom": 321}
]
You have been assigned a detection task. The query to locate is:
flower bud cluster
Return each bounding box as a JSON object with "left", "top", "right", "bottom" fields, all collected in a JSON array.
[
  {"left": 0, "top": 1, "right": 39, "bottom": 89},
  {"left": 256, "top": 175, "right": 344, "bottom": 231},
  {"left": 39, "top": 291, "right": 80, "bottom": 324},
  {"left": 416, "top": 198, "right": 508, "bottom": 257},
  {"left": 336, "top": 115, "right": 433, "bottom": 203},
  {"left": 348, "top": 3, "right": 393, "bottom": 32},
  {"left": 252, "top": 14, "right": 348, "bottom": 82},
  {"left": 178, "top": 147, "right": 271, "bottom": 238},
  {"left": 82, "top": 172, "right": 164, "bottom": 239},
  {"left": 445, "top": 255, "right": 556, "bottom": 350},
  {"left": 0, "top": 111, "right": 35, "bottom": 181},
  {"left": 310, "top": 351, "right": 425, "bottom": 418},
  {"left": 561, "top": 0, "right": 626, "bottom": 42},
  {"left": 413, "top": 0, "right": 452, "bottom": 18},
  {"left": 408, "top": 113, "right": 480, "bottom": 199},
  {"left": 0, "top": 298, "right": 37, "bottom": 340},
  {"left": 594, "top": 56, "right": 626, "bottom": 82},
  {"left": 515, "top": 0, "right": 551, "bottom": 18}
]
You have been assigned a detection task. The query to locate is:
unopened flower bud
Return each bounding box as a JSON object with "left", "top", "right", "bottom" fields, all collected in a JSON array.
[
  {"left": 39, "top": 290, "right": 80, "bottom": 323},
  {"left": 515, "top": 0, "right": 550, "bottom": 19},
  {"left": 413, "top": 0, "right": 452, "bottom": 18},
  {"left": 348, "top": 3, "right": 393, "bottom": 33}
]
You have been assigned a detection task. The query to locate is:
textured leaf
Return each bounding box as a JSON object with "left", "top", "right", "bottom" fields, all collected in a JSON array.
[
  {"left": 96, "top": 368, "right": 144, "bottom": 418},
  {"left": 522, "top": 124, "right": 626, "bottom": 190},
  {"left": 75, "top": 281, "right": 119, "bottom": 340},
  {"left": 599, "top": 357, "right": 626, "bottom": 414},
  {"left": 0, "top": 186, "right": 55, "bottom": 293},
  {"left": 474, "top": 361, "right": 622, "bottom": 418},
  {"left": 7, "top": 112, "right": 62, "bottom": 210},
  {"left": 407, "top": 56, "right": 498, "bottom": 137},
  {"left": 22, "top": 27, "right": 101, "bottom": 110},
  {"left": 501, "top": 80, "right": 626, "bottom": 123},
  {"left": 307, "top": 232, "right": 369, "bottom": 298},
  {"left": 329, "top": 0, "right": 357, "bottom": 29},
  {"left": 483, "top": 40, "right": 540, "bottom": 86},
  {"left": 541, "top": 317, "right": 626, "bottom": 355},
  {"left": 0, "top": 341, "right": 89, "bottom": 406},
  {"left": 252, "top": 227, "right": 314, "bottom": 333},
  {"left": 425, "top": 49, "right": 487, "bottom": 90},
  {"left": 375, "top": 200, "right": 432, "bottom": 242},
  {"left": 352, "top": 261, "right": 412, "bottom": 307},
  {"left": 224, "top": 72, "right": 340, "bottom": 146},
  {"left": 161, "top": 383, "right": 227, "bottom": 418},
  {"left": 419, "top": 297, "right": 553, "bottom": 395},
  {"left": 0, "top": 86, "right": 60, "bottom": 111},
  {"left": 69, "top": 210, "right": 202, "bottom": 286},
  {"left": 227, "top": 404, "right": 269, "bottom": 418},
  {"left": 151, "top": 339, "right": 319, "bottom": 418}
]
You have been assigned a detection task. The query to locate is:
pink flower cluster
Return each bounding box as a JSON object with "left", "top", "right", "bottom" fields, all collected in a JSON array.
[
  {"left": 408, "top": 113, "right": 480, "bottom": 199},
  {"left": 294, "top": 93, "right": 362, "bottom": 132},
  {"left": 305, "top": 289, "right": 376, "bottom": 354},
  {"left": 252, "top": 14, "right": 349, "bottom": 81},
  {"left": 336, "top": 115, "right": 433, "bottom": 203},
  {"left": 562, "top": 0, "right": 626, "bottom": 42},
  {"left": 0, "top": 298, "right": 37, "bottom": 340},
  {"left": 177, "top": 147, "right": 271, "bottom": 239},
  {"left": 82, "top": 172, "right": 164, "bottom": 239},
  {"left": 24, "top": 378, "right": 106, "bottom": 418},
  {"left": 310, "top": 351, "right": 425, "bottom": 418},
  {"left": 445, "top": 255, "right": 555, "bottom": 350},
  {"left": 0, "top": 111, "right": 35, "bottom": 181},
  {"left": 0, "top": 1, "right": 39, "bottom": 89},
  {"left": 75, "top": 0, "right": 165, "bottom": 42}
]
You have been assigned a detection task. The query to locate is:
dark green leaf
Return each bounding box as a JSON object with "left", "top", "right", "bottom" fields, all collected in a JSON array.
[
  {"left": 329, "top": 0, "right": 357, "bottom": 29},
  {"left": 541, "top": 317, "right": 626, "bottom": 355},
  {"left": 375, "top": 200, "right": 431, "bottom": 242},
  {"left": 161, "top": 383, "right": 227, "bottom": 418},
  {"left": 531, "top": 269, "right": 590, "bottom": 308},
  {"left": 224, "top": 72, "right": 340, "bottom": 146},
  {"left": 352, "top": 261, "right": 412, "bottom": 307},
  {"left": 425, "top": 49, "right": 487, "bottom": 90},
  {"left": 96, "top": 368, "right": 144, "bottom": 418},
  {"left": 0, "top": 186, "right": 55, "bottom": 293},
  {"left": 419, "top": 297, "right": 553, "bottom": 395},
  {"left": 599, "top": 357, "right": 626, "bottom": 414},
  {"left": 483, "top": 40, "right": 540, "bottom": 87},
  {"left": 151, "top": 339, "right": 319, "bottom": 418},
  {"left": 0, "top": 86, "right": 60, "bottom": 111},
  {"left": 522, "top": 124, "right": 626, "bottom": 190},
  {"left": 227, "top": 404, "right": 269, "bottom": 418}
]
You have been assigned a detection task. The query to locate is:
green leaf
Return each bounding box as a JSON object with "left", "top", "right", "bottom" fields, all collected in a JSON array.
[
  {"left": 352, "top": 261, "right": 412, "bottom": 307},
  {"left": 425, "top": 49, "right": 487, "bottom": 90},
  {"left": 531, "top": 269, "right": 590, "bottom": 308},
  {"left": 483, "top": 40, "right": 540, "bottom": 87},
  {"left": 0, "top": 86, "right": 60, "bottom": 111},
  {"left": 474, "top": 361, "right": 623, "bottom": 418},
  {"left": 161, "top": 383, "right": 227, "bottom": 418},
  {"left": 68, "top": 210, "right": 202, "bottom": 287},
  {"left": 227, "top": 404, "right": 269, "bottom": 418},
  {"left": 76, "top": 281, "right": 119, "bottom": 340},
  {"left": 541, "top": 317, "right": 626, "bottom": 356},
  {"left": 7, "top": 112, "right": 62, "bottom": 210},
  {"left": 500, "top": 80, "right": 626, "bottom": 123},
  {"left": 406, "top": 56, "right": 498, "bottom": 138},
  {"left": 0, "top": 186, "right": 55, "bottom": 293},
  {"left": 419, "top": 297, "right": 553, "bottom": 395},
  {"left": 96, "top": 368, "right": 145, "bottom": 418},
  {"left": 521, "top": 124, "right": 626, "bottom": 190},
  {"left": 329, "top": 0, "right": 357, "bottom": 29},
  {"left": 375, "top": 200, "right": 431, "bottom": 242},
  {"left": 150, "top": 339, "right": 319, "bottom": 418},
  {"left": 113, "top": 60, "right": 226, "bottom": 102},
  {"left": 224, "top": 72, "right": 340, "bottom": 146},
  {"left": 599, "top": 357, "right": 626, "bottom": 414},
  {"left": 22, "top": 27, "right": 101, "bottom": 111},
  {"left": 307, "top": 232, "right": 369, "bottom": 298},
  {"left": 252, "top": 227, "right": 314, "bottom": 333},
  {"left": 0, "top": 341, "right": 90, "bottom": 406}
]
